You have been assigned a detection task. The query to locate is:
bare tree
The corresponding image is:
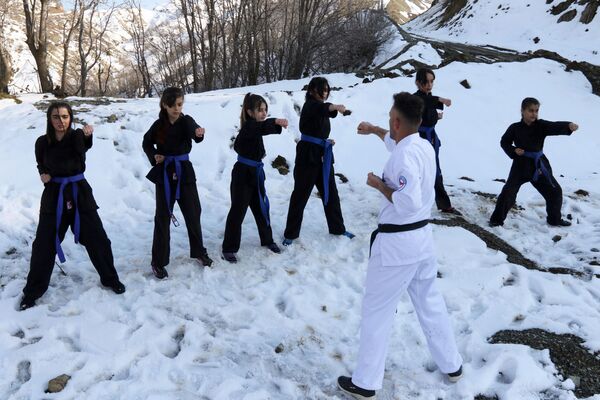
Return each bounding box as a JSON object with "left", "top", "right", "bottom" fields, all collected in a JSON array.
[
  {"left": 59, "top": 0, "right": 82, "bottom": 96},
  {"left": 76, "top": 0, "right": 115, "bottom": 96},
  {"left": 0, "top": 0, "right": 13, "bottom": 93},
  {"left": 22, "top": 0, "right": 54, "bottom": 92},
  {"left": 123, "top": 0, "right": 153, "bottom": 97}
]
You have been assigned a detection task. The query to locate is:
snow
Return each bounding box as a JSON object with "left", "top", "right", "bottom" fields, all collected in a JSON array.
[
  {"left": 406, "top": 0, "right": 600, "bottom": 65},
  {"left": 1, "top": 59, "right": 600, "bottom": 399}
]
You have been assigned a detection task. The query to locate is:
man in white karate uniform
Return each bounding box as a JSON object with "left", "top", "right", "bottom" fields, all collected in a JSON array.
[{"left": 337, "top": 92, "right": 463, "bottom": 399}]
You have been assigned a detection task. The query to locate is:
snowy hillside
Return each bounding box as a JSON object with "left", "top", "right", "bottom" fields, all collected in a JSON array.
[
  {"left": 406, "top": 0, "right": 600, "bottom": 65},
  {"left": 1, "top": 56, "right": 600, "bottom": 399},
  {"left": 385, "top": 0, "right": 433, "bottom": 24}
]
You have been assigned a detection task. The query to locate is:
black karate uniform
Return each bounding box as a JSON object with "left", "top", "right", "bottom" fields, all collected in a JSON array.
[
  {"left": 142, "top": 114, "right": 208, "bottom": 267},
  {"left": 490, "top": 119, "right": 572, "bottom": 225},
  {"left": 23, "top": 129, "right": 121, "bottom": 302},
  {"left": 283, "top": 97, "right": 346, "bottom": 240},
  {"left": 222, "top": 118, "right": 282, "bottom": 253},
  {"left": 414, "top": 90, "right": 452, "bottom": 210}
]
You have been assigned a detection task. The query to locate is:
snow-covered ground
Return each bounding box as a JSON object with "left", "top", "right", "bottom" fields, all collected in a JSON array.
[
  {"left": 406, "top": 0, "right": 600, "bottom": 65},
  {"left": 1, "top": 60, "right": 600, "bottom": 399}
]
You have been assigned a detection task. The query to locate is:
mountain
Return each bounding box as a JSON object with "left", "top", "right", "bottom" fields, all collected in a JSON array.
[{"left": 384, "top": 0, "right": 433, "bottom": 24}]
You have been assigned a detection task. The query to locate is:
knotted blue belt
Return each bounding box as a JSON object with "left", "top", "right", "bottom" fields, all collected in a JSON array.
[
  {"left": 418, "top": 125, "right": 441, "bottom": 177},
  {"left": 237, "top": 155, "right": 270, "bottom": 226},
  {"left": 523, "top": 151, "right": 555, "bottom": 187},
  {"left": 51, "top": 173, "right": 85, "bottom": 263},
  {"left": 163, "top": 154, "right": 189, "bottom": 226},
  {"left": 300, "top": 134, "right": 334, "bottom": 205}
]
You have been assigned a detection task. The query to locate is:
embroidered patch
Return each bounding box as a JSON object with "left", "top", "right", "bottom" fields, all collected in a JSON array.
[{"left": 398, "top": 175, "right": 407, "bottom": 191}]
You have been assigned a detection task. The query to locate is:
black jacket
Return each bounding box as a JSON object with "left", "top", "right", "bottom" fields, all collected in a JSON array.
[
  {"left": 234, "top": 118, "right": 282, "bottom": 161},
  {"left": 142, "top": 114, "right": 203, "bottom": 184},
  {"left": 296, "top": 97, "right": 338, "bottom": 166},
  {"left": 35, "top": 129, "right": 98, "bottom": 213},
  {"left": 501, "top": 119, "right": 572, "bottom": 160},
  {"left": 414, "top": 90, "right": 444, "bottom": 128}
]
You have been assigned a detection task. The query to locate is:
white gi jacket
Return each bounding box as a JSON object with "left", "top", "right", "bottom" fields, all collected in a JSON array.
[{"left": 374, "top": 132, "right": 437, "bottom": 266}]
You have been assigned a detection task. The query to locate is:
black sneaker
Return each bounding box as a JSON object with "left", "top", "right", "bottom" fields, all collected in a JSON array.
[
  {"left": 489, "top": 220, "right": 503, "bottom": 227},
  {"left": 197, "top": 252, "right": 213, "bottom": 267},
  {"left": 222, "top": 252, "right": 237, "bottom": 263},
  {"left": 337, "top": 376, "right": 376, "bottom": 399},
  {"left": 152, "top": 263, "right": 168, "bottom": 279},
  {"left": 265, "top": 243, "right": 281, "bottom": 254},
  {"left": 19, "top": 296, "right": 36, "bottom": 311},
  {"left": 105, "top": 281, "right": 126, "bottom": 294},
  {"left": 448, "top": 365, "right": 463, "bottom": 383},
  {"left": 548, "top": 219, "right": 571, "bottom": 227}
]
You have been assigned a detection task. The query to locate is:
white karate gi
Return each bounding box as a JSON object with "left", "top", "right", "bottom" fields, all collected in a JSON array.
[{"left": 351, "top": 132, "right": 463, "bottom": 391}]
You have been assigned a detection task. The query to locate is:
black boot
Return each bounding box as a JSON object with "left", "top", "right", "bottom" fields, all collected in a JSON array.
[
  {"left": 152, "top": 263, "right": 168, "bottom": 279},
  {"left": 19, "top": 296, "right": 36, "bottom": 311},
  {"left": 197, "top": 252, "right": 213, "bottom": 267},
  {"left": 265, "top": 243, "right": 281, "bottom": 254},
  {"left": 222, "top": 252, "right": 237, "bottom": 263},
  {"left": 105, "top": 281, "right": 126, "bottom": 294},
  {"left": 548, "top": 219, "right": 571, "bottom": 227}
]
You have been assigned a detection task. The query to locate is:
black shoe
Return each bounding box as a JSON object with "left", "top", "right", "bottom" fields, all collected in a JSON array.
[
  {"left": 106, "top": 281, "right": 126, "bottom": 294},
  {"left": 441, "top": 207, "right": 462, "bottom": 216},
  {"left": 152, "top": 263, "right": 168, "bottom": 279},
  {"left": 548, "top": 219, "right": 571, "bottom": 227},
  {"left": 337, "top": 376, "right": 376, "bottom": 399},
  {"left": 489, "top": 220, "right": 503, "bottom": 227},
  {"left": 448, "top": 365, "right": 463, "bottom": 383},
  {"left": 222, "top": 252, "right": 237, "bottom": 263},
  {"left": 265, "top": 243, "right": 281, "bottom": 254},
  {"left": 197, "top": 252, "right": 213, "bottom": 267},
  {"left": 19, "top": 296, "right": 36, "bottom": 311}
]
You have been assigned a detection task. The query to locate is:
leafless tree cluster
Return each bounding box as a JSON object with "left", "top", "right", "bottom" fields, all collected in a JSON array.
[{"left": 18, "top": 0, "right": 392, "bottom": 96}]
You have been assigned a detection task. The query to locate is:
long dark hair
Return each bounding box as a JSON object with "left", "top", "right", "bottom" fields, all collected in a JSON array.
[
  {"left": 240, "top": 93, "right": 268, "bottom": 125},
  {"left": 46, "top": 101, "right": 74, "bottom": 144},
  {"left": 157, "top": 87, "right": 184, "bottom": 144},
  {"left": 415, "top": 68, "right": 435, "bottom": 85},
  {"left": 306, "top": 77, "right": 330, "bottom": 101}
]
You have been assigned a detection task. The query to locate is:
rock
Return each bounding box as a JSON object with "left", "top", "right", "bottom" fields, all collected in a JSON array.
[
  {"left": 459, "top": 176, "right": 475, "bottom": 182},
  {"left": 271, "top": 155, "right": 289, "bottom": 175},
  {"left": 459, "top": 79, "right": 471, "bottom": 89},
  {"left": 335, "top": 173, "right": 348, "bottom": 183},
  {"left": 362, "top": 77, "right": 372, "bottom": 84},
  {"left": 591, "top": 248, "right": 599, "bottom": 253},
  {"left": 5, "top": 247, "right": 17, "bottom": 256},
  {"left": 566, "top": 213, "right": 573, "bottom": 221},
  {"left": 533, "top": 36, "right": 540, "bottom": 44},
  {"left": 494, "top": 178, "right": 506, "bottom": 183},
  {"left": 274, "top": 343, "right": 285, "bottom": 353},
  {"left": 574, "top": 189, "right": 589, "bottom": 197},
  {"left": 321, "top": 305, "right": 327, "bottom": 312},
  {"left": 551, "top": 0, "right": 575, "bottom": 16},
  {"left": 580, "top": 2, "right": 599, "bottom": 24},
  {"left": 46, "top": 374, "right": 71, "bottom": 393},
  {"left": 552, "top": 235, "right": 562, "bottom": 243},
  {"left": 590, "top": 260, "right": 600, "bottom": 266},
  {"left": 558, "top": 9, "right": 578, "bottom": 22},
  {"left": 106, "top": 114, "right": 118, "bottom": 123}
]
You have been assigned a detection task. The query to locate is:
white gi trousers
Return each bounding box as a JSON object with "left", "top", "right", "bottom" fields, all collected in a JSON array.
[{"left": 351, "top": 245, "right": 463, "bottom": 390}]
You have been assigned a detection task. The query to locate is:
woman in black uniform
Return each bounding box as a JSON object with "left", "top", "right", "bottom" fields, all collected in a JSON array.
[
  {"left": 413, "top": 68, "right": 460, "bottom": 215},
  {"left": 20, "top": 102, "right": 125, "bottom": 311},
  {"left": 282, "top": 77, "right": 354, "bottom": 246},
  {"left": 221, "top": 93, "right": 289, "bottom": 263},
  {"left": 142, "top": 87, "right": 213, "bottom": 279}
]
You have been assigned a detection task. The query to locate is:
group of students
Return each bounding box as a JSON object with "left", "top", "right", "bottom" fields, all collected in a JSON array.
[{"left": 18, "top": 68, "right": 579, "bottom": 399}]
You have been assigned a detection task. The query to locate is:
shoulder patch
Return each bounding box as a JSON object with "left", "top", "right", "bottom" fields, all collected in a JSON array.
[{"left": 398, "top": 175, "right": 407, "bottom": 191}]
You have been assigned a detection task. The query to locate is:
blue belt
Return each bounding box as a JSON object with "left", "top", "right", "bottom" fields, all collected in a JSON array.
[
  {"left": 300, "top": 134, "right": 334, "bottom": 205},
  {"left": 163, "top": 154, "right": 189, "bottom": 226},
  {"left": 51, "top": 173, "right": 85, "bottom": 263},
  {"left": 237, "top": 155, "right": 270, "bottom": 226},
  {"left": 418, "top": 125, "right": 441, "bottom": 177},
  {"left": 523, "top": 151, "right": 555, "bottom": 187}
]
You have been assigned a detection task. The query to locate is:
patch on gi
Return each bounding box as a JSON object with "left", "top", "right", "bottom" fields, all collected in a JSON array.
[{"left": 398, "top": 175, "right": 407, "bottom": 191}]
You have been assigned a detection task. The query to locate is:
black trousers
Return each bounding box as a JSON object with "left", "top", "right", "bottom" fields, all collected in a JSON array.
[
  {"left": 152, "top": 182, "right": 206, "bottom": 267},
  {"left": 433, "top": 144, "right": 452, "bottom": 210},
  {"left": 284, "top": 162, "right": 346, "bottom": 240},
  {"left": 23, "top": 208, "right": 120, "bottom": 301},
  {"left": 490, "top": 160, "right": 563, "bottom": 224},
  {"left": 222, "top": 163, "right": 274, "bottom": 253}
]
